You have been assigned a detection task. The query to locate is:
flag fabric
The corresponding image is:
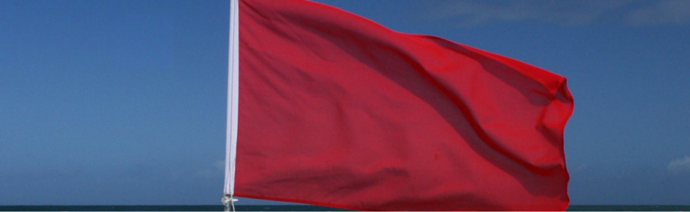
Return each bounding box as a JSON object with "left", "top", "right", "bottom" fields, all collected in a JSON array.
[{"left": 228, "top": 0, "right": 574, "bottom": 210}]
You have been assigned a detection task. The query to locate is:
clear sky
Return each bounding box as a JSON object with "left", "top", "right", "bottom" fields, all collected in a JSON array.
[{"left": 1, "top": 0, "right": 689, "bottom": 206}]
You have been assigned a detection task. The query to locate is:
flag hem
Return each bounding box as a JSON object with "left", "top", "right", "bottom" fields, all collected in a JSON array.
[{"left": 223, "top": 0, "right": 240, "bottom": 197}]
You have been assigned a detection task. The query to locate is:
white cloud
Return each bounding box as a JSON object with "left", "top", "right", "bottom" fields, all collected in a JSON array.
[
  {"left": 424, "top": 0, "right": 690, "bottom": 26},
  {"left": 667, "top": 155, "right": 690, "bottom": 174}
]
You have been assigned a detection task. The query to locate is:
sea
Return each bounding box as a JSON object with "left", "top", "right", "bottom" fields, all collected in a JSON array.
[{"left": 2, "top": 205, "right": 690, "bottom": 211}]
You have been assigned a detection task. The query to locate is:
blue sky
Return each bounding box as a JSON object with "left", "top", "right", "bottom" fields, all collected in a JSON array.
[{"left": 1, "top": 0, "right": 689, "bottom": 206}]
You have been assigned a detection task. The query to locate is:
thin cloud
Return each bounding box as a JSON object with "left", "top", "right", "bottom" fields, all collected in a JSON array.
[
  {"left": 194, "top": 160, "right": 225, "bottom": 179},
  {"left": 627, "top": 0, "right": 690, "bottom": 26},
  {"left": 569, "top": 163, "right": 589, "bottom": 173},
  {"left": 215, "top": 159, "right": 225, "bottom": 172},
  {"left": 424, "top": 0, "right": 690, "bottom": 26},
  {"left": 667, "top": 155, "right": 690, "bottom": 174}
]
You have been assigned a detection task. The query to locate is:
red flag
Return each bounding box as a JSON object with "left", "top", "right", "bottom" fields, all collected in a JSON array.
[{"left": 230, "top": 0, "right": 573, "bottom": 210}]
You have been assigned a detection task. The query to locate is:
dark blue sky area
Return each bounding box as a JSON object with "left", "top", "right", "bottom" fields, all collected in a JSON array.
[{"left": 1, "top": 0, "right": 689, "bottom": 206}]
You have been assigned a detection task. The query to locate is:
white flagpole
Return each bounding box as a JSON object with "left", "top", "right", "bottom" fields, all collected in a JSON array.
[{"left": 223, "top": 0, "right": 240, "bottom": 211}]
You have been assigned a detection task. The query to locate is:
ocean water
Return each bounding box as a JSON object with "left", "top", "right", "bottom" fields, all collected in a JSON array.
[{"left": 2, "top": 205, "right": 690, "bottom": 211}]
